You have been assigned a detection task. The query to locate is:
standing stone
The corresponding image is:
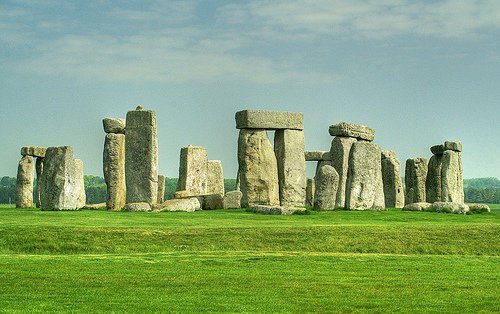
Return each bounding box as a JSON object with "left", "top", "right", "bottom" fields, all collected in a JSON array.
[
  {"left": 405, "top": 158, "right": 428, "bottom": 205},
  {"left": 426, "top": 155, "right": 443, "bottom": 203},
  {"left": 103, "top": 133, "right": 126, "bottom": 211},
  {"left": 314, "top": 164, "right": 339, "bottom": 210},
  {"left": 274, "top": 129, "right": 306, "bottom": 207},
  {"left": 125, "top": 106, "right": 158, "bottom": 209},
  {"left": 75, "top": 159, "right": 86, "bottom": 209},
  {"left": 306, "top": 178, "right": 315, "bottom": 207},
  {"left": 177, "top": 146, "right": 208, "bottom": 196},
  {"left": 345, "top": 142, "right": 385, "bottom": 210},
  {"left": 207, "top": 160, "right": 225, "bottom": 196},
  {"left": 441, "top": 150, "right": 464, "bottom": 203},
  {"left": 35, "top": 157, "right": 44, "bottom": 208},
  {"left": 40, "top": 146, "right": 80, "bottom": 210},
  {"left": 223, "top": 191, "right": 242, "bottom": 209},
  {"left": 157, "top": 175, "right": 165, "bottom": 204},
  {"left": 16, "top": 155, "right": 34, "bottom": 208},
  {"left": 381, "top": 151, "right": 404, "bottom": 208},
  {"left": 238, "top": 129, "right": 279, "bottom": 207},
  {"left": 330, "top": 136, "right": 357, "bottom": 208}
]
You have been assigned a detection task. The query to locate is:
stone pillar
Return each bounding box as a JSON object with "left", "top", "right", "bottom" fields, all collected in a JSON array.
[
  {"left": 306, "top": 178, "right": 315, "bottom": 207},
  {"left": 75, "top": 159, "right": 86, "bottom": 209},
  {"left": 16, "top": 155, "right": 34, "bottom": 208},
  {"left": 329, "top": 136, "right": 357, "bottom": 209},
  {"left": 157, "top": 175, "right": 165, "bottom": 204},
  {"left": 125, "top": 106, "right": 158, "bottom": 210},
  {"left": 314, "top": 164, "right": 339, "bottom": 210},
  {"left": 207, "top": 160, "right": 225, "bottom": 196},
  {"left": 274, "top": 129, "right": 306, "bottom": 206},
  {"left": 441, "top": 150, "right": 464, "bottom": 203},
  {"left": 177, "top": 146, "right": 208, "bottom": 195},
  {"left": 345, "top": 142, "right": 385, "bottom": 210},
  {"left": 35, "top": 157, "right": 44, "bottom": 208},
  {"left": 238, "top": 129, "right": 279, "bottom": 207},
  {"left": 381, "top": 150, "right": 404, "bottom": 208},
  {"left": 426, "top": 154, "right": 443, "bottom": 203},
  {"left": 405, "top": 157, "right": 428, "bottom": 205},
  {"left": 103, "top": 133, "right": 126, "bottom": 211}
]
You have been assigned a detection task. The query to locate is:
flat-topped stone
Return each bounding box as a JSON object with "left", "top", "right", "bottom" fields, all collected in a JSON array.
[
  {"left": 432, "top": 202, "right": 469, "bottom": 214},
  {"left": 251, "top": 205, "right": 305, "bottom": 215},
  {"left": 21, "top": 146, "right": 46, "bottom": 157},
  {"left": 160, "top": 198, "right": 201, "bottom": 212},
  {"left": 430, "top": 144, "right": 445, "bottom": 155},
  {"left": 305, "top": 151, "right": 330, "bottom": 161},
  {"left": 235, "top": 110, "right": 303, "bottom": 130},
  {"left": 103, "top": 118, "right": 126, "bottom": 134},
  {"left": 329, "top": 122, "right": 374, "bottom": 141},
  {"left": 403, "top": 202, "right": 433, "bottom": 212},
  {"left": 444, "top": 141, "right": 462, "bottom": 152},
  {"left": 467, "top": 203, "right": 490, "bottom": 214},
  {"left": 124, "top": 202, "right": 152, "bottom": 212}
]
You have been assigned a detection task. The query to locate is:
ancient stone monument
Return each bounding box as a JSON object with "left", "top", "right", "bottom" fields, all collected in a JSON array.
[
  {"left": 314, "top": 164, "right": 339, "bottom": 210},
  {"left": 177, "top": 145, "right": 208, "bottom": 195},
  {"left": 236, "top": 110, "right": 306, "bottom": 208},
  {"left": 381, "top": 150, "right": 404, "bottom": 208},
  {"left": 125, "top": 106, "right": 158, "bottom": 211},
  {"left": 405, "top": 157, "right": 428, "bottom": 204},
  {"left": 103, "top": 118, "right": 126, "bottom": 211},
  {"left": 16, "top": 146, "right": 46, "bottom": 208},
  {"left": 306, "top": 178, "right": 315, "bottom": 206},
  {"left": 157, "top": 175, "right": 165, "bottom": 204}
]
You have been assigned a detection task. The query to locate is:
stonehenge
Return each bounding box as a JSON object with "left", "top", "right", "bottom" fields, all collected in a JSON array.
[
  {"left": 103, "top": 128, "right": 126, "bottom": 211},
  {"left": 405, "top": 158, "right": 428, "bottom": 205},
  {"left": 381, "top": 151, "right": 404, "bottom": 208},
  {"left": 16, "top": 146, "right": 46, "bottom": 208},
  {"left": 314, "top": 164, "right": 339, "bottom": 210}
]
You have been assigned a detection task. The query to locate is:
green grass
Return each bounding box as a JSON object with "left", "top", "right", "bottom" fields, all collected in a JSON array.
[{"left": 0, "top": 204, "right": 499, "bottom": 312}]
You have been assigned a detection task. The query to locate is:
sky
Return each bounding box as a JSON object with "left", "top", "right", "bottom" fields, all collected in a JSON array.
[{"left": 1, "top": 0, "right": 499, "bottom": 180}]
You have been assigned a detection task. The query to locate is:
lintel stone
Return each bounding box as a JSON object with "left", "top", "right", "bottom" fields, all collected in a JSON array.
[
  {"left": 328, "top": 122, "right": 374, "bottom": 141},
  {"left": 21, "top": 146, "right": 46, "bottom": 158},
  {"left": 235, "top": 110, "right": 303, "bottom": 130},
  {"left": 305, "top": 151, "right": 330, "bottom": 161}
]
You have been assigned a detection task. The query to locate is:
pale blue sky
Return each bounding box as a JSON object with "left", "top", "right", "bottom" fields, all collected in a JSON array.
[{"left": 1, "top": 0, "right": 499, "bottom": 179}]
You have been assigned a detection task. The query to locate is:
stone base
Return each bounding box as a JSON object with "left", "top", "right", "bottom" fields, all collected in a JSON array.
[
  {"left": 159, "top": 198, "right": 201, "bottom": 212},
  {"left": 466, "top": 203, "right": 491, "bottom": 214},
  {"left": 124, "top": 202, "right": 152, "bottom": 212},
  {"left": 403, "top": 202, "right": 433, "bottom": 212},
  {"left": 250, "top": 205, "right": 305, "bottom": 215},
  {"left": 223, "top": 191, "right": 242, "bottom": 209}
]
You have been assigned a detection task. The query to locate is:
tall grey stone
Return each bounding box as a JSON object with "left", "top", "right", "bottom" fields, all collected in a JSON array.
[
  {"left": 329, "top": 122, "right": 375, "bottom": 142},
  {"left": 306, "top": 178, "right": 315, "bottom": 207},
  {"left": 274, "top": 129, "right": 306, "bottom": 207},
  {"left": 235, "top": 110, "right": 304, "bottom": 130},
  {"left": 314, "top": 164, "right": 339, "bottom": 210},
  {"left": 16, "top": 155, "right": 34, "bottom": 208},
  {"left": 441, "top": 150, "right": 464, "bottom": 203},
  {"left": 157, "top": 175, "right": 165, "bottom": 204},
  {"left": 330, "top": 136, "right": 357, "bottom": 208},
  {"left": 125, "top": 106, "right": 158, "bottom": 209},
  {"left": 104, "top": 133, "right": 126, "bottom": 211},
  {"left": 75, "top": 159, "right": 86, "bottom": 209},
  {"left": 381, "top": 151, "right": 404, "bottom": 208},
  {"left": 345, "top": 142, "right": 385, "bottom": 210},
  {"left": 405, "top": 158, "right": 428, "bottom": 205},
  {"left": 40, "top": 146, "right": 81, "bottom": 210},
  {"left": 426, "top": 154, "right": 443, "bottom": 203},
  {"left": 207, "top": 160, "right": 225, "bottom": 196},
  {"left": 177, "top": 146, "right": 208, "bottom": 196},
  {"left": 35, "top": 157, "right": 44, "bottom": 208},
  {"left": 238, "top": 129, "right": 279, "bottom": 207}
]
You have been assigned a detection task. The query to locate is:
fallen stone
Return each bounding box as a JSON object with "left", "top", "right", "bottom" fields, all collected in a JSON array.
[
  {"left": 223, "top": 191, "right": 242, "bottom": 209},
  {"left": 467, "top": 203, "right": 491, "bottom": 214},
  {"left": 251, "top": 205, "right": 305, "bottom": 215},
  {"left": 330, "top": 136, "right": 357, "bottom": 208},
  {"left": 83, "top": 203, "right": 107, "bottom": 210},
  {"left": 405, "top": 157, "right": 428, "bottom": 205},
  {"left": 345, "top": 142, "right": 385, "bottom": 210},
  {"left": 305, "top": 151, "right": 330, "bottom": 161},
  {"left": 16, "top": 155, "right": 34, "bottom": 208},
  {"left": 203, "top": 194, "right": 224, "bottom": 210},
  {"left": 103, "top": 118, "right": 126, "bottom": 134},
  {"left": 314, "top": 164, "right": 339, "bottom": 210},
  {"left": 21, "top": 146, "right": 46, "bottom": 158},
  {"left": 426, "top": 155, "right": 443, "bottom": 203},
  {"left": 207, "top": 160, "right": 225, "bottom": 196},
  {"left": 403, "top": 202, "right": 433, "bottom": 212},
  {"left": 177, "top": 146, "right": 208, "bottom": 196},
  {"left": 235, "top": 110, "right": 304, "bottom": 130},
  {"left": 381, "top": 150, "right": 404, "bottom": 208},
  {"left": 441, "top": 150, "right": 464, "bottom": 203},
  {"left": 444, "top": 141, "right": 462, "bottom": 152},
  {"left": 160, "top": 198, "right": 201, "bottom": 212},
  {"left": 328, "top": 122, "right": 375, "bottom": 141},
  {"left": 432, "top": 202, "right": 469, "bottom": 214},
  {"left": 157, "top": 175, "right": 165, "bottom": 204},
  {"left": 306, "top": 178, "right": 315, "bottom": 207},
  {"left": 103, "top": 133, "right": 126, "bottom": 211},
  {"left": 174, "top": 190, "right": 195, "bottom": 199},
  {"left": 75, "top": 159, "right": 86, "bottom": 209},
  {"left": 124, "top": 202, "right": 152, "bottom": 212},
  {"left": 430, "top": 144, "right": 445, "bottom": 155}
]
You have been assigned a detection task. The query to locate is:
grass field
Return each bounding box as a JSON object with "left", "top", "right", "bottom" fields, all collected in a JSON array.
[{"left": 0, "top": 204, "right": 499, "bottom": 312}]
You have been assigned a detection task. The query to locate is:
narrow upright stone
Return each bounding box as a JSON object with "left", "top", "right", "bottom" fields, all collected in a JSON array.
[
  {"left": 75, "top": 159, "right": 86, "bottom": 209},
  {"left": 381, "top": 151, "right": 404, "bottom": 208},
  {"left": 235, "top": 110, "right": 303, "bottom": 130},
  {"left": 157, "top": 175, "right": 165, "bottom": 204},
  {"left": 405, "top": 158, "right": 428, "bottom": 205},
  {"left": 306, "top": 178, "right": 315, "bottom": 207},
  {"left": 177, "top": 146, "right": 208, "bottom": 195},
  {"left": 103, "top": 133, "right": 126, "bottom": 211},
  {"left": 125, "top": 106, "right": 158, "bottom": 209},
  {"left": 238, "top": 129, "right": 279, "bottom": 207},
  {"left": 330, "top": 136, "right": 357, "bottom": 208},
  {"left": 426, "top": 155, "right": 443, "bottom": 203},
  {"left": 314, "top": 164, "right": 339, "bottom": 210},
  {"left": 207, "top": 160, "right": 225, "bottom": 196},
  {"left": 16, "top": 155, "right": 34, "bottom": 208},
  {"left": 329, "top": 122, "right": 375, "bottom": 141},
  {"left": 345, "top": 142, "right": 385, "bottom": 210},
  {"left": 441, "top": 150, "right": 464, "bottom": 203},
  {"left": 274, "top": 129, "right": 306, "bottom": 207},
  {"left": 35, "top": 157, "right": 44, "bottom": 208}
]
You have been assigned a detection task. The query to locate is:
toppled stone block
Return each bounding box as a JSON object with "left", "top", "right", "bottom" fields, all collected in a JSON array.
[
  {"left": 223, "top": 191, "right": 242, "bottom": 209},
  {"left": 160, "top": 198, "right": 201, "bottom": 212},
  {"left": 432, "top": 202, "right": 469, "bottom": 214},
  {"left": 103, "top": 118, "right": 126, "bottom": 134},
  {"left": 235, "top": 110, "right": 304, "bottom": 130},
  {"left": 467, "top": 203, "right": 491, "bottom": 214},
  {"left": 124, "top": 202, "right": 152, "bottom": 212},
  {"left": 174, "top": 190, "right": 195, "bottom": 199},
  {"left": 16, "top": 155, "right": 35, "bottom": 208},
  {"left": 444, "top": 141, "right": 462, "bottom": 152},
  {"left": 329, "top": 122, "right": 375, "bottom": 141},
  {"left": 402, "top": 202, "right": 433, "bottom": 212},
  {"left": 305, "top": 151, "right": 330, "bottom": 161},
  {"left": 251, "top": 205, "right": 305, "bottom": 215},
  {"left": 314, "top": 164, "right": 338, "bottom": 210},
  {"left": 21, "top": 146, "right": 46, "bottom": 158}
]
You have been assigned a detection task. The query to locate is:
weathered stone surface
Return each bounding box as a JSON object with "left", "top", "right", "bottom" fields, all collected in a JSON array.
[
  {"left": 75, "top": 159, "right": 86, "bottom": 209},
  {"left": 174, "top": 190, "right": 195, "bottom": 199},
  {"left": 345, "top": 142, "right": 385, "bottom": 210},
  {"left": 160, "top": 198, "right": 201, "bottom": 212},
  {"left": 203, "top": 194, "right": 224, "bottom": 210},
  {"left": 16, "top": 155, "right": 34, "bottom": 208},
  {"left": 157, "top": 175, "right": 165, "bottom": 204},
  {"left": 381, "top": 151, "right": 404, "bottom": 208},
  {"left": 315, "top": 160, "right": 332, "bottom": 177},
  {"left": 83, "top": 202, "right": 107, "bottom": 210},
  {"left": 306, "top": 178, "right": 315, "bottom": 207},
  {"left": 207, "top": 160, "right": 225, "bottom": 196},
  {"left": 432, "top": 202, "right": 469, "bottom": 214},
  {"left": 35, "top": 157, "right": 43, "bottom": 208},
  {"left": 329, "top": 122, "right": 375, "bottom": 141},
  {"left": 21, "top": 146, "right": 46, "bottom": 158},
  {"left": 330, "top": 136, "right": 357, "bottom": 208},
  {"left": 426, "top": 155, "right": 443, "bottom": 203},
  {"left": 467, "top": 203, "right": 491, "bottom": 214},
  {"left": 430, "top": 144, "right": 445, "bottom": 155},
  {"left": 40, "top": 146, "right": 80, "bottom": 210},
  {"left": 444, "top": 141, "right": 462, "bottom": 152},
  {"left": 103, "top": 133, "right": 126, "bottom": 211},
  {"left": 314, "top": 164, "right": 339, "bottom": 210},
  {"left": 305, "top": 151, "right": 330, "bottom": 161},
  {"left": 405, "top": 158, "right": 428, "bottom": 205},
  {"left": 125, "top": 107, "right": 158, "bottom": 206},
  {"left": 223, "top": 191, "right": 242, "bottom": 209},
  {"left": 103, "top": 118, "right": 126, "bottom": 134},
  {"left": 441, "top": 150, "right": 464, "bottom": 203},
  {"left": 238, "top": 129, "right": 279, "bottom": 207},
  {"left": 177, "top": 146, "right": 208, "bottom": 196},
  {"left": 235, "top": 110, "right": 304, "bottom": 130},
  {"left": 124, "top": 202, "right": 152, "bottom": 212},
  {"left": 403, "top": 202, "right": 433, "bottom": 212},
  {"left": 275, "top": 129, "right": 306, "bottom": 207},
  {"left": 251, "top": 205, "right": 305, "bottom": 215}
]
